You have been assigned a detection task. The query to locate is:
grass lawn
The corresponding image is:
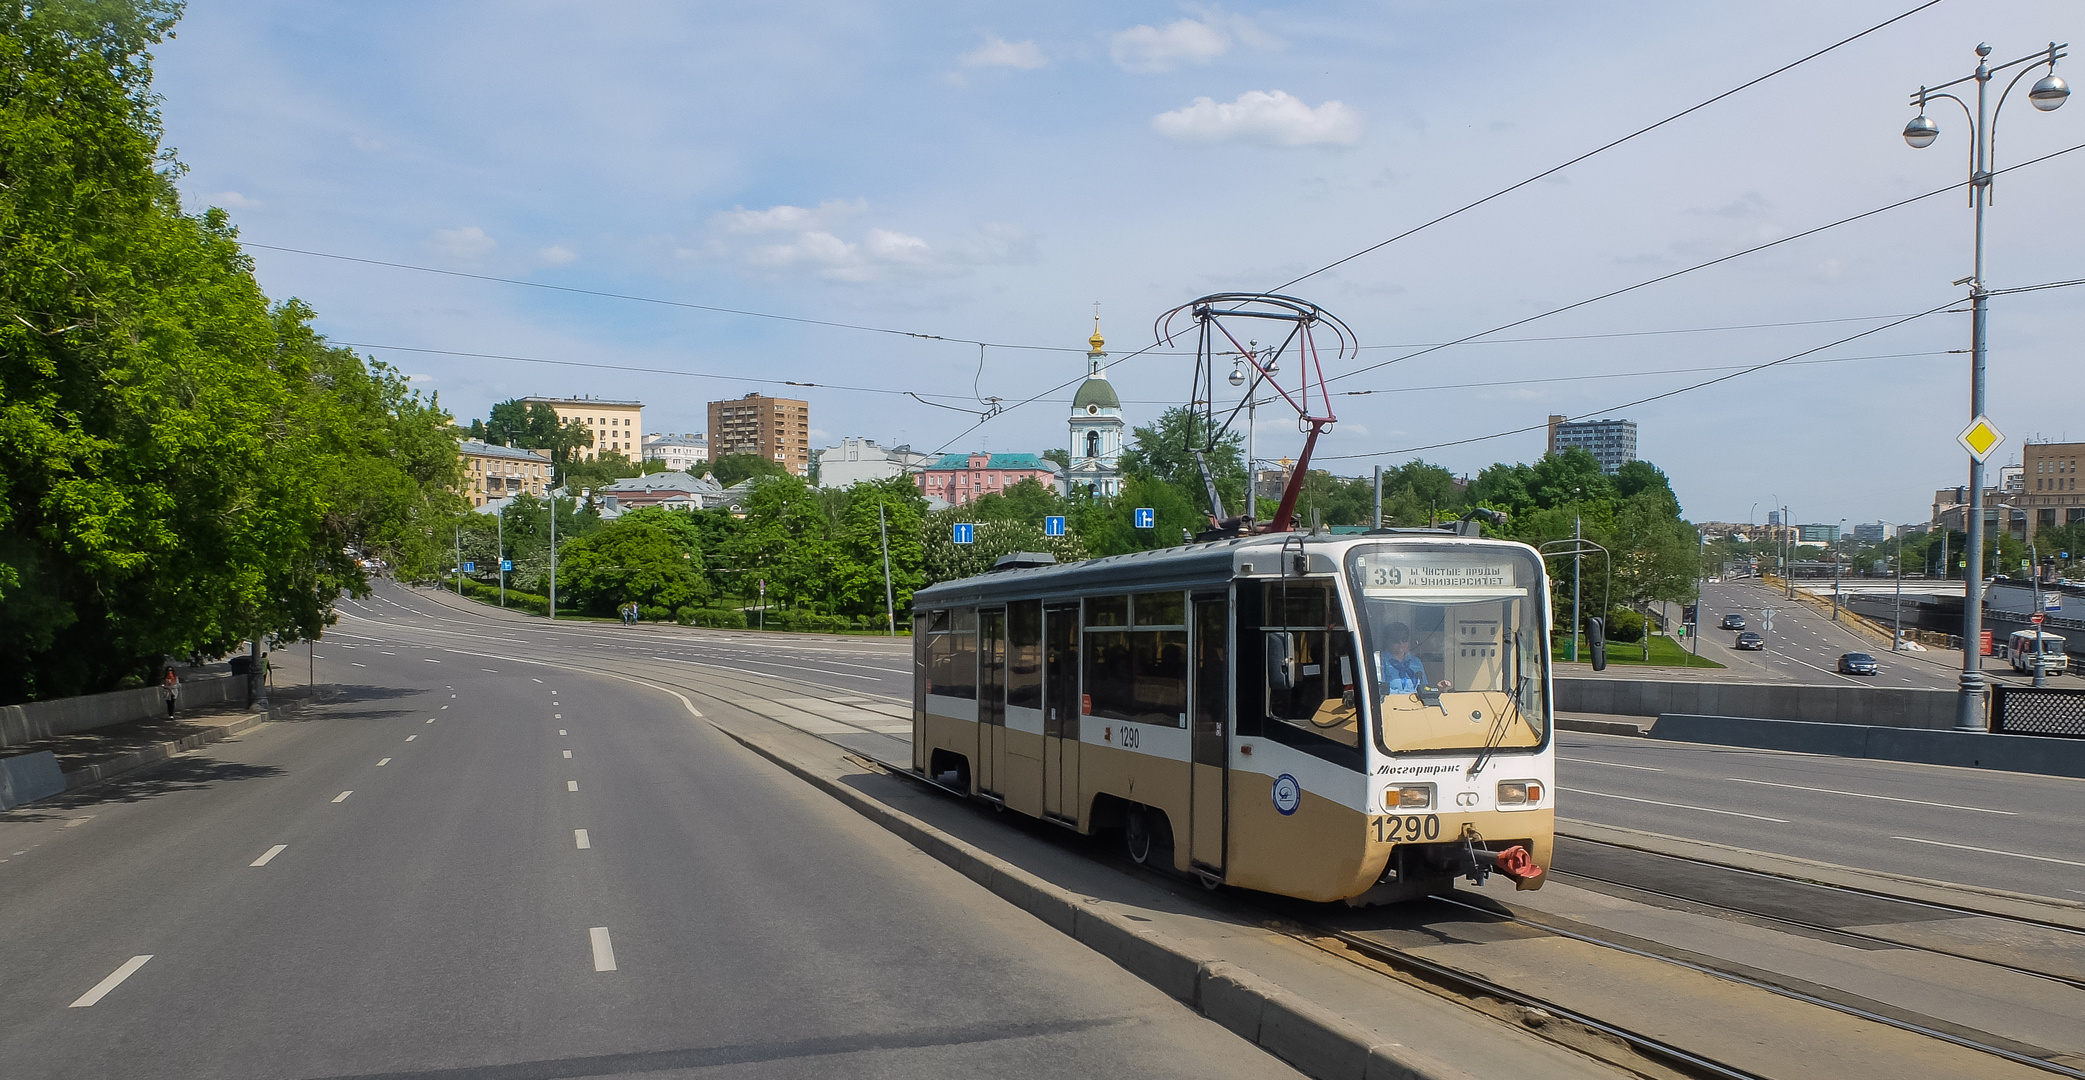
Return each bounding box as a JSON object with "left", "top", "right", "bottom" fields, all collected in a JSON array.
[{"left": 1553, "top": 633, "right": 1726, "bottom": 669}]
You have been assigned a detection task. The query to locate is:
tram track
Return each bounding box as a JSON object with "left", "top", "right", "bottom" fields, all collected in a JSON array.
[{"left": 342, "top": 586, "right": 2085, "bottom": 1080}]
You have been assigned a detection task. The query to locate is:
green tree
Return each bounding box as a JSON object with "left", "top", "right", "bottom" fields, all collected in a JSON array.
[
  {"left": 710, "top": 452, "right": 789, "bottom": 487},
  {"left": 1072, "top": 475, "right": 1204, "bottom": 557},
  {"left": 560, "top": 451, "right": 641, "bottom": 493},
  {"left": 1119, "top": 406, "right": 1247, "bottom": 516},
  {"left": 924, "top": 510, "right": 1088, "bottom": 582},
  {"left": 555, "top": 514, "right": 710, "bottom": 618},
  {"left": 834, "top": 477, "right": 928, "bottom": 621}
]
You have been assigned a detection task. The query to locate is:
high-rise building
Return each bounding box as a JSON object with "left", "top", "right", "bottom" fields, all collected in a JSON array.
[
  {"left": 2021, "top": 440, "right": 2085, "bottom": 541},
  {"left": 1852, "top": 522, "right": 1896, "bottom": 544},
  {"left": 1546, "top": 415, "right": 1637, "bottom": 475},
  {"left": 707, "top": 392, "right": 812, "bottom": 476},
  {"left": 1767, "top": 510, "right": 1783, "bottom": 527},
  {"left": 1064, "top": 320, "right": 1125, "bottom": 497},
  {"left": 522, "top": 396, "right": 644, "bottom": 461}
]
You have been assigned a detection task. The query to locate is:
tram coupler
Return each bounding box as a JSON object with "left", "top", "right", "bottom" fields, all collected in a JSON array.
[{"left": 1470, "top": 845, "right": 1545, "bottom": 891}]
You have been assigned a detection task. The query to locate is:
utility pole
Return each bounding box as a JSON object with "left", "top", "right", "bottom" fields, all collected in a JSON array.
[
  {"left": 549, "top": 490, "right": 558, "bottom": 620},
  {"left": 2032, "top": 542, "right": 2047, "bottom": 686},
  {"left": 497, "top": 509, "right": 506, "bottom": 608},
  {"left": 1893, "top": 522, "right": 1904, "bottom": 650},
  {"left": 454, "top": 527, "right": 463, "bottom": 595},
  {"left": 1372, "top": 465, "right": 1383, "bottom": 530},
  {"left": 1571, "top": 515, "right": 1583, "bottom": 664},
  {"left": 878, "top": 501, "right": 897, "bottom": 638}
]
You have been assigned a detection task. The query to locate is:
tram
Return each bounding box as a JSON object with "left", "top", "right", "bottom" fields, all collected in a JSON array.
[{"left": 910, "top": 526, "right": 1553, "bottom": 905}]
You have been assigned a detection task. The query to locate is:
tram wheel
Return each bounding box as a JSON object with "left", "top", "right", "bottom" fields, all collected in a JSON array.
[{"left": 1125, "top": 806, "right": 1154, "bottom": 865}]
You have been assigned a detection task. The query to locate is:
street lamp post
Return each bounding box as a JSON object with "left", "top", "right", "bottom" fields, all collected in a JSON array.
[{"left": 1903, "top": 40, "right": 2070, "bottom": 731}]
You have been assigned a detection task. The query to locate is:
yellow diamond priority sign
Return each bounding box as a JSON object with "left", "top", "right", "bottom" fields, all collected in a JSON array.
[{"left": 1958, "top": 415, "right": 2004, "bottom": 462}]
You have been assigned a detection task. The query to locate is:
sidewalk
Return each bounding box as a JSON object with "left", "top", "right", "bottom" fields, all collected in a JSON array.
[{"left": 0, "top": 685, "right": 305, "bottom": 805}]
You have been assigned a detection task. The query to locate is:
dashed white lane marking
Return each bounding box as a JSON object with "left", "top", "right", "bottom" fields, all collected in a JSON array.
[
  {"left": 376, "top": 758, "right": 391, "bottom": 767},
  {"left": 423, "top": 658, "right": 441, "bottom": 664},
  {"left": 351, "top": 663, "right": 367, "bottom": 668},
  {"left": 333, "top": 791, "right": 353, "bottom": 803},
  {"left": 440, "top": 705, "right": 449, "bottom": 710},
  {"left": 1891, "top": 836, "right": 2085, "bottom": 867},
  {"left": 406, "top": 735, "right": 418, "bottom": 742},
  {"left": 562, "top": 750, "right": 572, "bottom": 759},
  {"left": 590, "top": 927, "right": 617, "bottom": 971},
  {"left": 1563, "top": 788, "right": 1789, "bottom": 823},
  {"left": 64, "top": 816, "right": 93, "bottom": 828},
  {"left": 482, "top": 668, "right": 499, "bottom": 672},
  {"left": 558, "top": 729, "right": 567, "bottom": 736},
  {"left": 532, "top": 678, "right": 544, "bottom": 683},
  {"left": 426, "top": 719, "right": 436, "bottom": 724},
  {"left": 554, "top": 714, "right": 562, "bottom": 719},
  {"left": 1562, "top": 757, "right": 1662, "bottom": 771},
  {"left": 575, "top": 829, "right": 591, "bottom": 849},
  {"left": 1726, "top": 777, "right": 2016, "bottom": 814},
  {"left": 567, "top": 781, "right": 579, "bottom": 792},
  {"left": 70, "top": 956, "right": 152, "bottom": 1007},
  {"left": 251, "top": 844, "right": 288, "bottom": 867}
]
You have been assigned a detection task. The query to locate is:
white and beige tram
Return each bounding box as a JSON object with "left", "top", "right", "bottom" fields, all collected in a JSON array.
[{"left": 911, "top": 528, "right": 1554, "bottom": 904}]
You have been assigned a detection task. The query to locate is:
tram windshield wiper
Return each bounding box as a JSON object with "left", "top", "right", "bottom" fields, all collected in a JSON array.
[{"left": 1469, "top": 630, "right": 1531, "bottom": 776}]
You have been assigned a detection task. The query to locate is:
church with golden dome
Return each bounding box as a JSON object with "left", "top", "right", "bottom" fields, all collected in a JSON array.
[{"left": 1065, "top": 317, "right": 1125, "bottom": 497}]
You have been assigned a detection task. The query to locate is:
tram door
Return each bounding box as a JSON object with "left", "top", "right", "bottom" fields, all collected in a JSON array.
[
  {"left": 1189, "top": 595, "right": 1229, "bottom": 874},
  {"left": 1042, "top": 603, "right": 1081, "bottom": 821},
  {"left": 978, "top": 608, "right": 1007, "bottom": 797}
]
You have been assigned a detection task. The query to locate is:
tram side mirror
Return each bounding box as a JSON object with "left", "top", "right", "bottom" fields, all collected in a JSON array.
[
  {"left": 1266, "top": 632, "right": 1295, "bottom": 690},
  {"left": 1587, "top": 617, "right": 1608, "bottom": 672}
]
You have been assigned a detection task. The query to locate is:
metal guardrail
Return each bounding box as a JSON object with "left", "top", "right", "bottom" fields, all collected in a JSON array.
[{"left": 1991, "top": 684, "right": 2085, "bottom": 738}]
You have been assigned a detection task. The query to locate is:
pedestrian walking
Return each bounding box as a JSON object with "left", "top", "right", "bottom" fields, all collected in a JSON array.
[{"left": 160, "top": 667, "right": 180, "bottom": 717}]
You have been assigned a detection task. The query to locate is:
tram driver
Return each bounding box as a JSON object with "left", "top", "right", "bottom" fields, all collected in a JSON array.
[{"left": 1376, "top": 621, "right": 1451, "bottom": 694}]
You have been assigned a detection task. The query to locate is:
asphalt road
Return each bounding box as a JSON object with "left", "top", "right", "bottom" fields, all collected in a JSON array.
[
  {"left": 0, "top": 602, "right": 1300, "bottom": 1080},
  {"left": 1694, "top": 577, "right": 2019, "bottom": 689},
  {"left": 347, "top": 585, "right": 2085, "bottom": 903}
]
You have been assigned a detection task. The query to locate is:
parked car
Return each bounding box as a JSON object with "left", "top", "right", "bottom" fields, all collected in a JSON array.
[
  {"left": 1837, "top": 652, "right": 1879, "bottom": 675},
  {"left": 1734, "top": 632, "right": 1765, "bottom": 651},
  {"left": 1720, "top": 613, "right": 1746, "bottom": 631}
]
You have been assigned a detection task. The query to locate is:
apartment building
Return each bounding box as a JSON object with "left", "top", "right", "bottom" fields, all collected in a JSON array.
[
  {"left": 522, "top": 396, "right": 644, "bottom": 461},
  {"left": 2021, "top": 440, "right": 2085, "bottom": 541},
  {"left": 1546, "top": 415, "right": 1638, "bottom": 475},
  {"left": 459, "top": 440, "right": 553, "bottom": 507},
  {"left": 707, "top": 393, "right": 812, "bottom": 476},
  {"left": 643, "top": 432, "right": 709, "bottom": 474}
]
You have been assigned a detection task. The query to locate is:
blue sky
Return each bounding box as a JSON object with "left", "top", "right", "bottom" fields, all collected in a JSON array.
[{"left": 153, "top": 1, "right": 2082, "bottom": 527}]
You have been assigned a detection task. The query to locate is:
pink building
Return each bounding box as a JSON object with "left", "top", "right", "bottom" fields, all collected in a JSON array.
[{"left": 914, "top": 452, "right": 1065, "bottom": 507}]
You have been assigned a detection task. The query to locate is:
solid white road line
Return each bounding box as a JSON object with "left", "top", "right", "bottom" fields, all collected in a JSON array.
[
  {"left": 332, "top": 791, "right": 352, "bottom": 803},
  {"left": 575, "top": 829, "right": 591, "bottom": 849},
  {"left": 590, "top": 927, "right": 617, "bottom": 971},
  {"left": 70, "top": 956, "right": 152, "bottom": 1007},
  {"left": 1563, "top": 787, "right": 1790, "bottom": 823},
  {"left": 562, "top": 750, "right": 572, "bottom": 759},
  {"left": 1891, "top": 836, "right": 2085, "bottom": 867},
  {"left": 1726, "top": 777, "right": 2016, "bottom": 814},
  {"left": 376, "top": 758, "right": 391, "bottom": 766},
  {"left": 567, "top": 781, "right": 578, "bottom": 792},
  {"left": 1561, "top": 757, "right": 1663, "bottom": 771},
  {"left": 251, "top": 844, "right": 287, "bottom": 867}
]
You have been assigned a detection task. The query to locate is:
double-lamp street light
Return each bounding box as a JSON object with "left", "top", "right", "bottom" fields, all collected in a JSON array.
[{"left": 1901, "top": 41, "right": 2068, "bottom": 732}]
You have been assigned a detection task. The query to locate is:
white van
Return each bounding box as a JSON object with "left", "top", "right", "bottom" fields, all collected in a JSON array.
[{"left": 2007, "top": 629, "right": 2068, "bottom": 675}]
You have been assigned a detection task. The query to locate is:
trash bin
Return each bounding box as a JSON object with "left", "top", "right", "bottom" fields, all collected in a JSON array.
[{"left": 228, "top": 655, "right": 253, "bottom": 676}]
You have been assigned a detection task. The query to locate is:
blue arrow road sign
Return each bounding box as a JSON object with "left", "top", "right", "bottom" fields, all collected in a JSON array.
[
  {"left": 462, "top": 561, "right": 475, "bottom": 573},
  {"left": 1044, "top": 515, "right": 1066, "bottom": 537},
  {"left": 1134, "top": 507, "right": 1156, "bottom": 529},
  {"left": 952, "top": 523, "right": 975, "bottom": 545},
  {"left": 501, "top": 560, "right": 514, "bottom": 572}
]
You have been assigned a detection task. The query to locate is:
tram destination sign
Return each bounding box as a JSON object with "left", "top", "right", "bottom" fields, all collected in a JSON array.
[{"left": 1358, "top": 552, "right": 1520, "bottom": 594}]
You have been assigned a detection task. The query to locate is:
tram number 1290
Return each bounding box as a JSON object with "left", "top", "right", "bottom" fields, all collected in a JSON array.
[{"left": 1373, "top": 814, "right": 1441, "bottom": 842}]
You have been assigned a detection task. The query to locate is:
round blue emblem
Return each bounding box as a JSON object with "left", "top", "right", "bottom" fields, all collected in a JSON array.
[{"left": 1271, "top": 773, "right": 1301, "bottom": 816}]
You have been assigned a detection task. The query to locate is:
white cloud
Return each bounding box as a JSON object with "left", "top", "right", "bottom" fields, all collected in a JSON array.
[
  {"left": 1110, "top": 18, "right": 1230, "bottom": 73},
  {"left": 716, "top": 198, "right": 866, "bottom": 234},
  {"left": 713, "top": 202, "right": 1032, "bottom": 283},
  {"left": 539, "top": 244, "right": 578, "bottom": 264},
  {"left": 1153, "top": 90, "right": 1364, "bottom": 147},
  {"left": 960, "top": 34, "right": 1045, "bottom": 70},
  {"left": 430, "top": 226, "right": 497, "bottom": 261},
  {"left": 207, "top": 190, "right": 259, "bottom": 209}
]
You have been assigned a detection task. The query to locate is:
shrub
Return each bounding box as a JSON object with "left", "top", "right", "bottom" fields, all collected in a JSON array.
[
  {"left": 1603, "top": 609, "right": 1646, "bottom": 643},
  {"left": 686, "top": 607, "right": 746, "bottom": 629}
]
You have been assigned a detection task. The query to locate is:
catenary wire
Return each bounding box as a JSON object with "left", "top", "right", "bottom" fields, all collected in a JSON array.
[
  {"left": 329, "top": 341, "right": 983, "bottom": 402},
  {"left": 1271, "top": 0, "right": 1949, "bottom": 292}
]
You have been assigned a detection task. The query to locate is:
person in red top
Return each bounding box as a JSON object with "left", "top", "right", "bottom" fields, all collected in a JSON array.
[{"left": 160, "top": 667, "right": 180, "bottom": 717}]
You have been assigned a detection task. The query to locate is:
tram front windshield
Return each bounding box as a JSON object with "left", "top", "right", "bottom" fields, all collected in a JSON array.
[{"left": 1347, "top": 544, "right": 1547, "bottom": 755}]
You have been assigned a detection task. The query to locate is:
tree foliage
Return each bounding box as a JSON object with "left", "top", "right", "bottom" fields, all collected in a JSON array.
[{"left": 0, "top": 1, "right": 464, "bottom": 700}]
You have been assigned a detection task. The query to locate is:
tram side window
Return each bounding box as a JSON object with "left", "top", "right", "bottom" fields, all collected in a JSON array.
[
  {"left": 1261, "top": 582, "right": 1361, "bottom": 750},
  {"left": 1007, "top": 600, "right": 1042, "bottom": 710},
  {"left": 1083, "top": 592, "right": 1189, "bottom": 727},
  {"left": 927, "top": 607, "right": 978, "bottom": 700}
]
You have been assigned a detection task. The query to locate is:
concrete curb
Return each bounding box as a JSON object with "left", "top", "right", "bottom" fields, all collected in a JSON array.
[
  {"left": 711, "top": 721, "right": 1478, "bottom": 1080},
  {"left": 1558, "top": 820, "right": 2085, "bottom": 931},
  {"left": 1555, "top": 718, "right": 1647, "bottom": 737},
  {"left": 57, "top": 710, "right": 272, "bottom": 794}
]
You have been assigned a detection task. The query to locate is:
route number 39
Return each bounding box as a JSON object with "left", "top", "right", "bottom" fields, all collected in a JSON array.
[{"left": 1373, "top": 814, "right": 1440, "bottom": 842}]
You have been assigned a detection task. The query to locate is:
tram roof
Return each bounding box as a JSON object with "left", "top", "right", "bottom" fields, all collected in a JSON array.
[{"left": 913, "top": 528, "right": 1530, "bottom": 607}]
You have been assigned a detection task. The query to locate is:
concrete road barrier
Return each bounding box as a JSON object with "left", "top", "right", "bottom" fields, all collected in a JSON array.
[
  {"left": 0, "top": 674, "right": 246, "bottom": 750},
  {"left": 1648, "top": 714, "right": 2085, "bottom": 778},
  {"left": 1559, "top": 677, "right": 1961, "bottom": 730},
  {"left": 0, "top": 750, "right": 65, "bottom": 810}
]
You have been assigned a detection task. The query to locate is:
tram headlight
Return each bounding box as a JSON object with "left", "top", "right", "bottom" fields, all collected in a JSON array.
[
  {"left": 1497, "top": 781, "right": 1544, "bottom": 807},
  {"left": 1384, "top": 784, "right": 1433, "bottom": 811}
]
